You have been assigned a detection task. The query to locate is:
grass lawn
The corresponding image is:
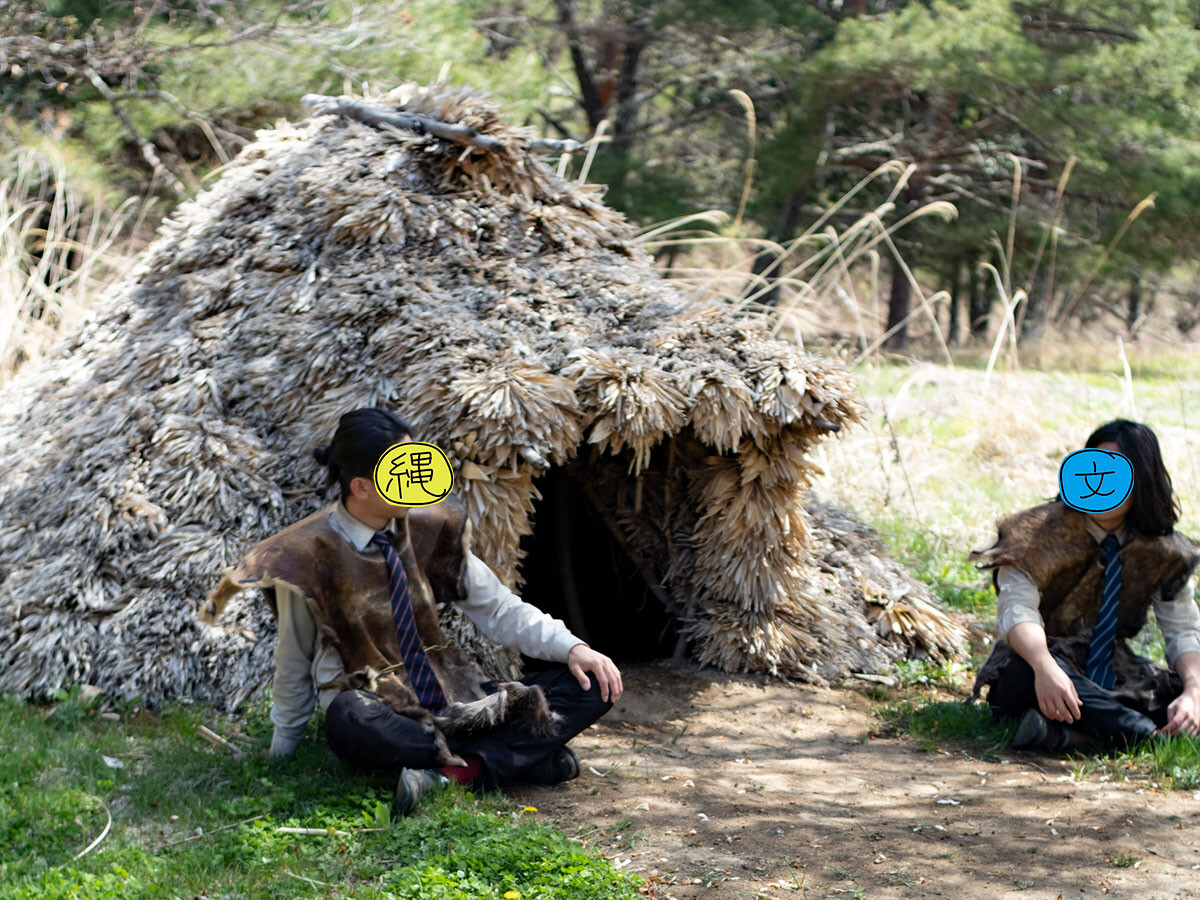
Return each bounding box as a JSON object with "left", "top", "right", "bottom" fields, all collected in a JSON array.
[{"left": 0, "top": 690, "right": 639, "bottom": 900}]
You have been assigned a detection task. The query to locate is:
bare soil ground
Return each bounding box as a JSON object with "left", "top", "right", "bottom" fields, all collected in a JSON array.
[{"left": 512, "top": 662, "right": 1200, "bottom": 900}]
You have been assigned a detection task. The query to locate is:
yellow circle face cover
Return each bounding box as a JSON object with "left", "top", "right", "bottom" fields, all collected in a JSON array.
[{"left": 373, "top": 441, "right": 455, "bottom": 507}]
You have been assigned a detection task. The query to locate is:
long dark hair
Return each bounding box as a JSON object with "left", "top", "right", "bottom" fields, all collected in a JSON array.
[
  {"left": 1057, "top": 419, "right": 1179, "bottom": 537},
  {"left": 313, "top": 408, "right": 413, "bottom": 498}
]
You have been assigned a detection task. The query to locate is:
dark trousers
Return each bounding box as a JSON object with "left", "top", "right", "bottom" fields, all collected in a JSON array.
[
  {"left": 323, "top": 665, "right": 612, "bottom": 789},
  {"left": 988, "top": 653, "right": 1171, "bottom": 746}
]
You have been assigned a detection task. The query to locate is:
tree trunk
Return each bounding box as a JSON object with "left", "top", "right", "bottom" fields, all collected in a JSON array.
[
  {"left": 604, "top": 16, "right": 651, "bottom": 203},
  {"left": 1127, "top": 264, "right": 1141, "bottom": 335},
  {"left": 610, "top": 19, "right": 650, "bottom": 157},
  {"left": 885, "top": 256, "right": 912, "bottom": 351},
  {"left": 1021, "top": 264, "right": 1048, "bottom": 339},
  {"left": 884, "top": 181, "right": 930, "bottom": 350},
  {"left": 554, "top": 0, "right": 606, "bottom": 132},
  {"left": 655, "top": 244, "right": 681, "bottom": 276},
  {"left": 948, "top": 255, "right": 963, "bottom": 346},
  {"left": 968, "top": 253, "right": 989, "bottom": 340},
  {"left": 751, "top": 184, "right": 809, "bottom": 306}
]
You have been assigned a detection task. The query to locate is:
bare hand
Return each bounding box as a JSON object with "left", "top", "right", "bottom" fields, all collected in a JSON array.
[
  {"left": 1161, "top": 687, "right": 1200, "bottom": 737},
  {"left": 567, "top": 644, "right": 623, "bottom": 703},
  {"left": 1034, "top": 659, "right": 1082, "bottom": 723}
]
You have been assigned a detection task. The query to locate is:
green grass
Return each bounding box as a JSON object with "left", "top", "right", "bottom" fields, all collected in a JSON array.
[
  {"left": 872, "top": 521, "right": 998, "bottom": 618},
  {"left": 879, "top": 697, "right": 1016, "bottom": 756},
  {"left": 0, "top": 689, "right": 640, "bottom": 900},
  {"left": 891, "top": 659, "right": 971, "bottom": 690},
  {"left": 1072, "top": 732, "right": 1200, "bottom": 790}
]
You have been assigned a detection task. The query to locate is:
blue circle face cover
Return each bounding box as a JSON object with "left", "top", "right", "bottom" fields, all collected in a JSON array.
[{"left": 1058, "top": 448, "right": 1134, "bottom": 513}]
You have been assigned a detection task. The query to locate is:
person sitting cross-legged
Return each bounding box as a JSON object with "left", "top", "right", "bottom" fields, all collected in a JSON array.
[
  {"left": 205, "top": 407, "right": 622, "bottom": 816},
  {"left": 971, "top": 419, "right": 1200, "bottom": 752}
]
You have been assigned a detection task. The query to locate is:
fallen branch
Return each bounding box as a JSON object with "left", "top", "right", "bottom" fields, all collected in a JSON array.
[
  {"left": 278, "top": 826, "right": 353, "bottom": 836},
  {"left": 301, "top": 94, "right": 505, "bottom": 153},
  {"left": 154, "top": 814, "right": 267, "bottom": 851},
  {"left": 529, "top": 137, "right": 586, "bottom": 153},
  {"left": 197, "top": 724, "right": 243, "bottom": 759},
  {"left": 850, "top": 672, "right": 897, "bottom": 687},
  {"left": 284, "top": 870, "right": 331, "bottom": 887}
]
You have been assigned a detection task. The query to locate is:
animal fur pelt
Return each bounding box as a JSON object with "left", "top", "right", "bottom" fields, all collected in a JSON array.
[
  {"left": 205, "top": 493, "right": 559, "bottom": 763},
  {"left": 0, "top": 82, "right": 967, "bottom": 706},
  {"left": 969, "top": 500, "right": 1200, "bottom": 707}
]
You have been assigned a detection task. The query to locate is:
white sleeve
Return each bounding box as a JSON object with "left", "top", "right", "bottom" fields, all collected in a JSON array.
[
  {"left": 1154, "top": 577, "right": 1200, "bottom": 666},
  {"left": 269, "top": 584, "right": 319, "bottom": 757},
  {"left": 995, "top": 565, "right": 1044, "bottom": 643},
  {"left": 455, "top": 551, "right": 584, "bottom": 663}
]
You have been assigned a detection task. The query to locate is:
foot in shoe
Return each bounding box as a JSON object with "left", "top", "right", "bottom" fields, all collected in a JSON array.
[
  {"left": 392, "top": 767, "right": 449, "bottom": 818},
  {"left": 1011, "top": 708, "right": 1067, "bottom": 752},
  {"left": 523, "top": 746, "right": 580, "bottom": 786}
]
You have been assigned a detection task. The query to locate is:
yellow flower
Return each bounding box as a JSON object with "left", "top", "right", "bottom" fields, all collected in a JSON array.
[
  {"left": 522, "top": 806, "right": 537, "bottom": 813},
  {"left": 504, "top": 892, "right": 521, "bottom": 899}
]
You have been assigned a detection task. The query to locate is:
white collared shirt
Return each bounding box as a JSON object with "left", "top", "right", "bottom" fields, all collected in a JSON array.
[
  {"left": 995, "top": 516, "right": 1200, "bottom": 665},
  {"left": 268, "top": 501, "right": 584, "bottom": 756}
]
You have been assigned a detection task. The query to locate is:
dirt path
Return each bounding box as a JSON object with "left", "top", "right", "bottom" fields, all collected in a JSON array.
[{"left": 511, "top": 662, "right": 1200, "bottom": 900}]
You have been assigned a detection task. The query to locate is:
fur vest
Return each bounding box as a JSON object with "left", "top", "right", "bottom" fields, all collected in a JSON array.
[
  {"left": 202, "top": 494, "right": 558, "bottom": 766},
  {"left": 969, "top": 500, "right": 1200, "bottom": 710}
]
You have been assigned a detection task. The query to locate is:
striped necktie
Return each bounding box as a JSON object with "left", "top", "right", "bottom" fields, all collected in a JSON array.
[
  {"left": 371, "top": 531, "right": 447, "bottom": 713},
  {"left": 1085, "top": 533, "right": 1122, "bottom": 690}
]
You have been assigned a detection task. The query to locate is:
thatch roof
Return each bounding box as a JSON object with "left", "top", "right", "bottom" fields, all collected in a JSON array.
[{"left": 0, "top": 84, "right": 965, "bottom": 706}]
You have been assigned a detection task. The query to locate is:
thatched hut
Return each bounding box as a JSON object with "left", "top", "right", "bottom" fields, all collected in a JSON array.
[{"left": 0, "top": 85, "right": 963, "bottom": 706}]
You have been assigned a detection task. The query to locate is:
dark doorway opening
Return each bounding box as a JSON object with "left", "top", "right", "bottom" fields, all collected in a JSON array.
[{"left": 516, "top": 467, "right": 679, "bottom": 665}]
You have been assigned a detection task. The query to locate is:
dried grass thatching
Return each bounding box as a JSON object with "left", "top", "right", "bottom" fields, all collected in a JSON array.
[{"left": 0, "top": 84, "right": 965, "bottom": 705}]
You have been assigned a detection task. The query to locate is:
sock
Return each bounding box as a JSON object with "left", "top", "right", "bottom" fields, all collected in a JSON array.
[{"left": 440, "top": 753, "right": 484, "bottom": 785}]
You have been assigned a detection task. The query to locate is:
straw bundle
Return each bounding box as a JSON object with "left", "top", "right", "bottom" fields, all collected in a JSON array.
[{"left": 0, "top": 84, "right": 963, "bottom": 705}]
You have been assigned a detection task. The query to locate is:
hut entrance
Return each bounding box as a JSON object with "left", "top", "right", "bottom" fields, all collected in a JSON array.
[{"left": 516, "top": 467, "right": 681, "bottom": 663}]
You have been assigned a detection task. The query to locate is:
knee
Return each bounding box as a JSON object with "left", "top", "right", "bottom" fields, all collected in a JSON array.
[
  {"left": 324, "top": 690, "right": 373, "bottom": 736},
  {"left": 542, "top": 666, "right": 615, "bottom": 717},
  {"left": 580, "top": 679, "right": 615, "bottom": 718}
]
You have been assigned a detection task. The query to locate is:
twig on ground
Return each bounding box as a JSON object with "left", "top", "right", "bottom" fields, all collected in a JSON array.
[
  {"left": 154, "top": 814, "right": 267, "bottom": 850},
  {"left": 276, "top": 826, "right": 386, "bottom": 836},
  {"left": 197, "top": 724, "right": 243, "bottom": 758},
  {"left": 71, "top": 797, "right": 112, "bottom": 861},
  {"left": 851, "top": 672, "right": 898, "bottom": 687},
  {"left": 284, "top": 870, "right": 331, "bottom": 887}
]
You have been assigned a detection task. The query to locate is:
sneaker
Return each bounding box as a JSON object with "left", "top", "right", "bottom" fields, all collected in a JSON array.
[
  {"left": 1010, "top": 708, "right": 1067, "bottom": 752},
  {"left": 392, "top": 767, "right": 448, "bottom": 818},
  {"left": 523, "top": 746, "right": 581, "bottom": 786}
]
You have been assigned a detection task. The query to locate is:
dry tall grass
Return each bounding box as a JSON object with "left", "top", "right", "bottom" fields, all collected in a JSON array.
[
  {"left": 0, "top": 148, "right": 141, "bottom": 386},
  {"left": 637, "top": 157, "right": 958, "bottom": 364}
]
